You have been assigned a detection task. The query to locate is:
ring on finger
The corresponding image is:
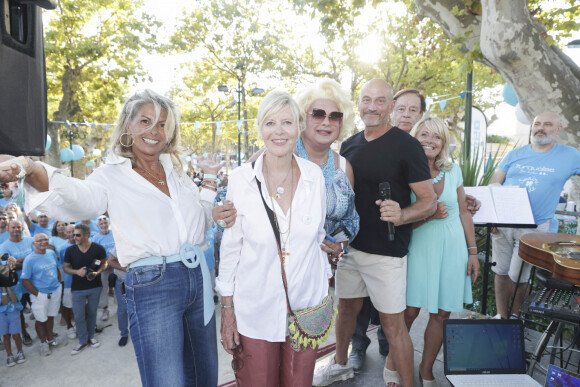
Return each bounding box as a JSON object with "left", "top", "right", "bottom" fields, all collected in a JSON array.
[{"left": 217, "top": 219, "right": 227, "bottom": 228}]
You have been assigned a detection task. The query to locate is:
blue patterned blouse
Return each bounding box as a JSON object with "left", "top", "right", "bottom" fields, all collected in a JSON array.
[{"left": 296, "top": 138, "right": 359, "bottom": 244}]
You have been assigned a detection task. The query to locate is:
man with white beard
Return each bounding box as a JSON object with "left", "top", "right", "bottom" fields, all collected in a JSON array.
[{"left": 490, "top": 111, "right": 580, "bottom": 319}]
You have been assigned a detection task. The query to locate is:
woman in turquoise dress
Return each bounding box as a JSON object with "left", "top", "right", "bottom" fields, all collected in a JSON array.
[{"left": 404, "top": 116, "right": 480, "bottom": 385}]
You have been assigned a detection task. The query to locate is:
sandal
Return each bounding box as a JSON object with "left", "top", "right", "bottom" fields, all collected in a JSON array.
[
  {"left": 383, "top": 367, "right": 400, "bottom": 387},
  {"left": 419, "top": 372, "right": 437, "bottom": 387}
]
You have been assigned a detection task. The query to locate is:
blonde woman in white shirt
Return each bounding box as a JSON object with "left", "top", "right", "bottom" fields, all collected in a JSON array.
[
  {"left": 217, "top": 90, "right": 331, "bottom": 386},
  {"left": 0, "top": 89, "right": 222, "bottom": 387}
]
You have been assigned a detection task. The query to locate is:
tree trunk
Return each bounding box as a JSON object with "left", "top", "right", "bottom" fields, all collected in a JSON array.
[{"left": 414, "top": 0, "right": 580, "bottom": 201}]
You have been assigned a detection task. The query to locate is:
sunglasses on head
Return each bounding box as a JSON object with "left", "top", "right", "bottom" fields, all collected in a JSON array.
[{"left": 308, "top": 109, "right": 343, "bottom": 123}]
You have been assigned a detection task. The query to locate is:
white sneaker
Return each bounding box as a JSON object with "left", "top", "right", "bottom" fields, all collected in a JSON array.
[
  {"left": 89, "top": 338, "right": 100, "bottom": 348},
  {"left": 67, "top": 327, "right": 77, "bottom": 339},
  {"left": 312, "top": 357, "right": 354, "bottom": 386},
  {"left": 101, "top": 308, "right": 109, "bottom": 321},
  {"left": 39, "top": 342, "right": 51, "bottom": 357}
]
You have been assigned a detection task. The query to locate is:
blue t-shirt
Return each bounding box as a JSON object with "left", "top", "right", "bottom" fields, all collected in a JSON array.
[
  {"left": 499, "top": 144, "right": 580, "bottom": 225},
  {"left": 0, "top": 283, "right": 23, "bottom": 313},
  {"left": 29, "top": 224, "right": 53, "bottom": 237},
  {"left": 58, "top": 241, "right": 74, "bottom": 288},
  {"left": 0, "top": 237, "right": 35, "bottom": 294},
  {"left": 204, "top": 226, "right": 217, "bottom": 271},
  {"left": 50, "top": 236, "right": 68, "bottom": 267},
  {"left": 91, "top": 231, "right": 115, "bottom": 256},
  {"left": 0, "top": 230, "right": 9, "bottom": 245},
  {"left": 21, "top": 250, "right": 60, "bottom": 294}
]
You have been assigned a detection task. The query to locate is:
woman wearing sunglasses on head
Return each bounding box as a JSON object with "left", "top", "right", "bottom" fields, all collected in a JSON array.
[{"left": 214, "top": 79, "right": 360, "bottom": 268}]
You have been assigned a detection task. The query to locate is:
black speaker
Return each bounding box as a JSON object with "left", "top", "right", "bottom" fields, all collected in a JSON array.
[{"left": 0, "top": 0, "right": 55, "bottom": 156}]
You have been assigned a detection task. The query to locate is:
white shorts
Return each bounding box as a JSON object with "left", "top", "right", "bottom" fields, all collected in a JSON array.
[
  {"left": 491, "top": 221, "right": 550, "bottom": 283},
  {"left": 335, "top": 246, "right": 407, "bottom": 314},
  {"left": 62, "top": 288, "right": 72, "bottom": 308},
  {"left": 30, "top": 287, "right": 62, "bottom": 323}
]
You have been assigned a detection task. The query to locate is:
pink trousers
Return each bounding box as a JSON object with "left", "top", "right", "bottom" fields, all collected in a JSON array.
[{"left": 234, "top": 334, "right": 317, "bottom": 387}]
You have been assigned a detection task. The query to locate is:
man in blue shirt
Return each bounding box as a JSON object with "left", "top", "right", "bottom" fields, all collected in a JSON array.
[
  {"left": 21, "top": 233, "right": 61, "bottom": 357},
  {"left": 490, "top": 111, "right": 580, "bottom": 319},
  {"left": 58, "top": 225, "right": 76, "bottom": 339},
  {"left": 0, "top": 220, "right": 34, "bottom": 346},
  {"left": 91, "top": 215, "right": 115, "bottom": 321},
  {"left": 0, "top": 183, "right": 14, "bottom": 208},
  {"left": 29, "top": 213, "right": 52, "bottom": 236},
  {"left": 0, "top": 210, "right": 9, "bottom": 245}
]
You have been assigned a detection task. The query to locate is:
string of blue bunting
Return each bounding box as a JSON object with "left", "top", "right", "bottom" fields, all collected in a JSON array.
[
  {"left": 48, "top": 118, "right": 258, "bottom": 136},
  {"left": 48, "top": 90, "right": 470, "bottom": 135}
]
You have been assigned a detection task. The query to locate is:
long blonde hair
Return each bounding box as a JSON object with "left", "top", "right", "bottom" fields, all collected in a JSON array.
[
  {"left": 109, "top": 89, "right": 183, "bottom": 170},
  {"left": 410, "top": 116, "right": 452, "bottom": 172}
]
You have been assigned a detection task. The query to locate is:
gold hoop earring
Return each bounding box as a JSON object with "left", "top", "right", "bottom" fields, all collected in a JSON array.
[{"left": 119, "top": 133, "right": 134, "bottom": 147}]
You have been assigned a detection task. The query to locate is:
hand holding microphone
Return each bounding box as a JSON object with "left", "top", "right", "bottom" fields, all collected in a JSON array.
[{"left": 377, "top": 182, "right": 400, "bottom": 241}]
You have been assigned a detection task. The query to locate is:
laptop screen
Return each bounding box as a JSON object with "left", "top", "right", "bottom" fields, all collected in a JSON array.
[
  {"left": 443, "top": 319, "right": 527, "bottom": 375},
  {"left": 545, "top": 364, "right": 580, "bottom": 387}
]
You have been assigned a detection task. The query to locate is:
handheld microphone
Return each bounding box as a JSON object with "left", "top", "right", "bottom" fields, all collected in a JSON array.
[{"left": 378, "top": 182, "right": 395, "bottom": 241}]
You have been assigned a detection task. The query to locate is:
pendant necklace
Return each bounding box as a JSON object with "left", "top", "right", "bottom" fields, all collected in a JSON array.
[
  {"left": 138, "top": 163, "right": 165, "bottom": 186},
  {"left": 432, "top": 170, "right": 444, "bottom": 184},
  {"left": 268, "top": 162, "right": 294, "bottom": 264},
  {"left": 264, "top": 156, "right": 292, "bottom": 199}
]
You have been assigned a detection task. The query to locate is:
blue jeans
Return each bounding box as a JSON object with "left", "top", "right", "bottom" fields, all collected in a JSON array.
[
  {"left": 71, "top": 287, "right": 101, "bottom": 345},
  {"left": 114, "top": 279, "right": 129, "bottom": 338},
  {"left": 125, "top": 262, "right": 217, "bottom": 387}
]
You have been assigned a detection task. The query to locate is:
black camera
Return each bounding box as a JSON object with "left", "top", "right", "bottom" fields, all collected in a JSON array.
[{"left": 85, "top": 258, "right": 102, "bottom": 280}]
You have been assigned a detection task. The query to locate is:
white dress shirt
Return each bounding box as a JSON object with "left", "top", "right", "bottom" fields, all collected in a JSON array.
[
  {"left": 216, "top": 153, "right": 331, "bottom": 342},
  {"left": 24, "top": 153, "right": 215, "bottom": 267}
]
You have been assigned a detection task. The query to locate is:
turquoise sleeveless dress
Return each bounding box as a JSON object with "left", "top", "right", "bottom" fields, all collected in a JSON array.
[{"left": 406, "top": 163, "right": 473, "bottom": 313}]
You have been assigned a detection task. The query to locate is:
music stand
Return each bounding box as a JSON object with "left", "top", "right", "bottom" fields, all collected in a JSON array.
[{"left": 465, "top": 186, "right": 537, "bottom": 315}]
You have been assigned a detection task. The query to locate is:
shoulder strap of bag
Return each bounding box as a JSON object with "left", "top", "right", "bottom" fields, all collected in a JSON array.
[{"left": 252, "top": 161, "right": 294, "bottom": 315}]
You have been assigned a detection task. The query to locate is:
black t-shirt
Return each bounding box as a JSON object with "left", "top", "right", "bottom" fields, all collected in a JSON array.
[
  {"left": 64, "top": 243, "right": 106, "bottom": 291},
  {"left": 340, "top": 127, "right": 430, "bottom": 257}
]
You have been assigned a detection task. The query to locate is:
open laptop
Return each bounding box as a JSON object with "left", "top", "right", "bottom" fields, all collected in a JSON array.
[
  {"left": 545, "top": 364, "right": 580, "bottom": 387},
  {"left": 443, "top": 319, "right": 541, "bottom": 386}
]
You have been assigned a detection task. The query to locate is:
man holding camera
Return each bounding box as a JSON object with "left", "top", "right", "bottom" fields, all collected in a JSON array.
[
  {"left": 21, "top": 233, "right": 61, "bottom": 357},
  {"left": 63, "top": 224, "right": 107, "bottom": 355}
]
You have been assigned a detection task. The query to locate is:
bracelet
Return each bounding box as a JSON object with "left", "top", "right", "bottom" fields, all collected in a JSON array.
[
  {"left": 468, "top": 246, "right": 477, "bottom": 250},
  {"left": 220, "top": 304, "right": 234, "bottom": 309},
  {"left": 1, "top": 293, "right": 7, "bottom": 296},
  {"left": 204, "top": 174, "right": 218, "bottom": 180},
  {"left": 468, "top": 253, "right": 478, "bottom": 256}
]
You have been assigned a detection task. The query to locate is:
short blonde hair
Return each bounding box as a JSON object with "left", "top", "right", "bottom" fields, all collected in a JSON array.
[
  {"left": 256, "top": 90, "right": 304, "bottom": 135},
  {"left": 410, "top": 116, "right": 452, "bottom": 172},
  {"left": 109, "top": 89, "right": 183, "bottom": 170},
  {"left": 294, "top": 78, "right": 355, "bottom": 141}
]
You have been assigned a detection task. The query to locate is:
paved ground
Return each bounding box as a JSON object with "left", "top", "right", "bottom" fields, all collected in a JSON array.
[{"left": 1, "top": 289, "right": 576, "bottom": 386}]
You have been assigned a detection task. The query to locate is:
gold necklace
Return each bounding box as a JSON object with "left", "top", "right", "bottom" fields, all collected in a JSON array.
[
  {"left": 137, "top": 163, "right": 165, "bottom": 186},
  {"left": 267, "top": 161, "right": 294, "bottom": 264}
]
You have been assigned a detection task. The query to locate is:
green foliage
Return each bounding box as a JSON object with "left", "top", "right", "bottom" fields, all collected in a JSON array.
[
  {"left": 459, "top": 143, "right": 505, "bottom": 187},
  {"left": 44, "top": 0, "right": 160, "bottom": 171},
  {"left": 487, "top": 134, "right": 510, "bottom": 144}
]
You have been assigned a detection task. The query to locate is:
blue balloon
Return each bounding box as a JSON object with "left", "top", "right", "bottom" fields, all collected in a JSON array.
[
  {"left": 45, "top": 135, "right": 52, "bottom": 151},
  {"left": 71, "top": 144, "right": 85, "bottom": 161},
  {"left": 502, "top": 83, "right": 518, "bottom": 106},
  {"left": 59, "top": 148, "right": 74, "bottom": 162}
]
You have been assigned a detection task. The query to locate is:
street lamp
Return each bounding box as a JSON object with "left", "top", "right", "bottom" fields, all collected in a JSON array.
[{"left": 217, "top": 64, "right": 263, "bottom": 166}]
